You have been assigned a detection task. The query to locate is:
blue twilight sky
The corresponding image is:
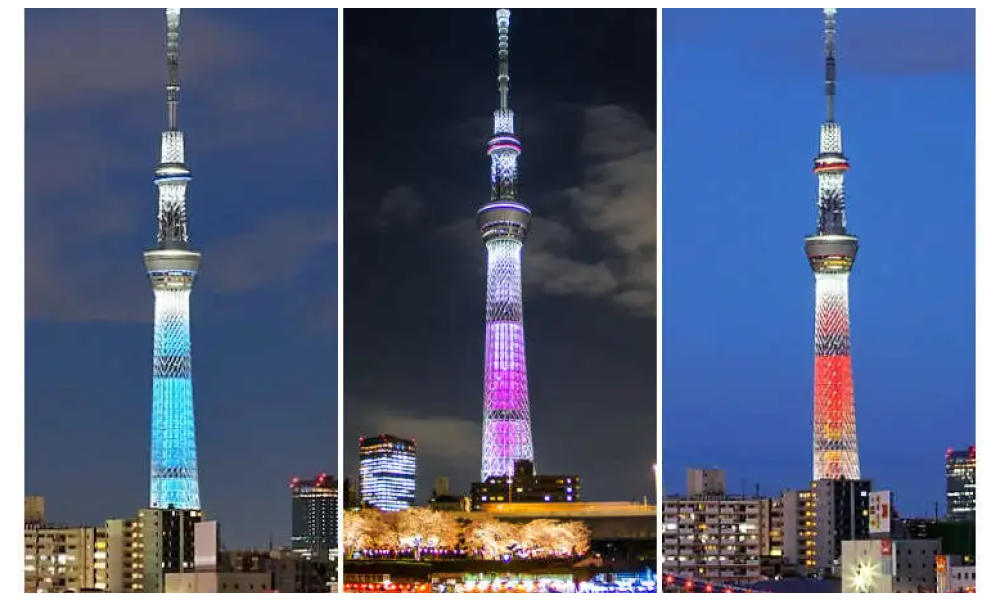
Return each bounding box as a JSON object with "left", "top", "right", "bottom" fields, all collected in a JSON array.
[
  {"left": 25, "top": 8, "right": 337, "bottom": 548},
  {"left": 662, "top": 8, "right": 975, "bottom": 516}
]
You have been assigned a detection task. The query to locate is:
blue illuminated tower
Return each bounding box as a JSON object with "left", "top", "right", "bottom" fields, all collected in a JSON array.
[{"left": 144, "top": 8, "right": 201, "bottom": 509}]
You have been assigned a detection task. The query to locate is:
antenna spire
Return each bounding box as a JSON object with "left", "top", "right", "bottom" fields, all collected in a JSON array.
[
  {"left": 166, "top": 8, "right": 181, "bottom": 131},
  {"left": 496, "top": 9, "right": 511, "bottom": 111},
  {"left": 823, "top": 8, "right": 837, "bottom": 122}
]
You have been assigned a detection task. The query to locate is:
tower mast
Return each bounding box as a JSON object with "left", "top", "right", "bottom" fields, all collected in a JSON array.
[
  {"left": 478, "top": 8, "right": 535, "bottom": 480},
  {"left": 804, "top": 8, "right": 861, "bottom": 481},
  {"left": 144, "top": 7, "right": 202, "bottom": 509}
]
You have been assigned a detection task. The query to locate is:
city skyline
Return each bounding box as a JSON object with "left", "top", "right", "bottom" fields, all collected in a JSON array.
[
  {"left": 343, "top": 8, "right": 657, "bottom": 505},
  {"left": 19, "top": 8, "right": 980, "bottom": 588},
  {"left": 662, "top": 8, "right": 974, "bottom": 515},
  {"left": 25, "top": 8, "right": 338, "bottom": 549}
]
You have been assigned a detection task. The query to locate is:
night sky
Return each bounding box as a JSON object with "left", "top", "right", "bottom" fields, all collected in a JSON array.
[
  {"left": 25, "top": 8, "right": 337, "bottom": 548},
  {"left": 343, "top": 9, "right": 657, "bottom": 505},
  {"left": 662, "top": 8, "right": 975, "bottom": 515}
]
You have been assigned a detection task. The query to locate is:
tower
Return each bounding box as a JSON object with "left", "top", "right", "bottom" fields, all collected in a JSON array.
[
  {"left": 478, "top": 8, "right": 534, "bottom": 481},
  {"left": 145, "top": 8, "right": 202, "bottom": 509},
  {"left": 805, "top": 8, "right": 860, "bottom": 482}
]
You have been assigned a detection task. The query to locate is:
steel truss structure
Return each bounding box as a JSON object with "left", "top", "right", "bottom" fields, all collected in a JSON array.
[
  {"left": 144, "top": 8, "right": 202, "bottom": 509},
  {"left": 805, "top": 8, "right": 860, "bottom": 481},
  {"left": 478, "top": 9, "right": 535, "bottom": 480}
]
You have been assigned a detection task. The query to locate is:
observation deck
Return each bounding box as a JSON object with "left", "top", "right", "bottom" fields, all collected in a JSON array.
[
  {"left": 144, "top": 247, "right": 200, "bottom": 290},
  {"left": 478, "top": 202, "right": 531, "bottom": 243},
  {"left": 805, "top": 233, "right": 857, "bottom": 274}
]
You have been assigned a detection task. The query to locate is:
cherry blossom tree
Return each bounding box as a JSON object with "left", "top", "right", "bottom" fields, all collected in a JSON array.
[{"left": 464, "top": 518, "right": 520, "bottom": 559}]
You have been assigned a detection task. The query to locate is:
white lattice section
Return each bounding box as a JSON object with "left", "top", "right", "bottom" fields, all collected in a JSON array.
[
  {"left": 485, "top": 239, "right": 524, "bottom": 322},
  {"left": 157, "top": 180, "right": 190, "bottom": 243},
  {"left": 161, "top": 131, "right": 185, "bottom": 163},
  {"left": 814, "top": 273, "right": 852, "bottom": 355},
  {"left": 819, "top": 122, "right": 842, "bottom": 154},
  {"left": 491, "top": 150, "right": 519, "bottom": 203},
  {"left": 817, "top": 171, "right": 846, "bottom": 224},
  {"left": 494, "top": 109, "right": 514, "bottom": 134}
]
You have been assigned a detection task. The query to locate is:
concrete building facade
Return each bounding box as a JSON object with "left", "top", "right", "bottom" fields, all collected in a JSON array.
[
  {"left": 781, "top": 479, "right": 871, "bottom": 575},
  {"left": 841, "top": 538, "right": 940, "bottom": 593},
  {"left": 23, "top": 524, "right": 107, "bottom": 593},
  {"left": 105, "top": 507, "right": 202, "bottom": 593}
]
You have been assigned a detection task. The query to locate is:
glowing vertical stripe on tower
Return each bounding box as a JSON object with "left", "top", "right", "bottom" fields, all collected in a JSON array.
[
  {"left": 806, "top": 8, "right": 860, "bottom": 481},
  {"left": 145, "top": 8, "right": 202, "bottom": 509},
  {"left": 478, "top": 9, "right": 534, "bottom": 480}
]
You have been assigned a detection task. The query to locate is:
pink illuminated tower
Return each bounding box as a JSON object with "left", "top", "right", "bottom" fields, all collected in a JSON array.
[
  {"left": 477, "top": 8, "right": 534, "bottom": 480},
  {"left": 805, "top": 8, "right": 861, "bottom": 481}
]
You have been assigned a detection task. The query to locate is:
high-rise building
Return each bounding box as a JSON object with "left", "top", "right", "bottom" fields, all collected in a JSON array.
[
  {"left": 145, "top": 7, "right": 202, "bottom": 510},
  {"left": 23, "top": 523, "right": 107, "bottom": 593},
  {"left": 780, "top": 489, "right": 813, "bottom": 572},
  {"left": 661, "top": 473, "right": 775, "bottom": 585},
  {"left": 471, "top": 459, "right": 579, "bottom": 508},
  {"left": 804, "top": 8, "right": 861, "bottom": 482},
  {"left": 478, "top": 8, "right": 535, "bottom": 481},
  {"left": 946, "top": 445, "right": 976, "bottom": 521},
  {"left": 105, "top": 507, "right": 202, "bottom": 593},
  {"left": 359, "top": 435, "right": 417, "bottom": 512},
  {"left": 782, "top": 479, "right": 871, "bottom": 575},
  {"left": 290, "top": 473, "right": 338, "bottom": 560}
]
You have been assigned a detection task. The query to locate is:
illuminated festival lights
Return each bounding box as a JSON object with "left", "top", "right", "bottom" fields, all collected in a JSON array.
[
  {"left": 145, "top": 8, "right": 202, "bottom": 509},
  {"left": 805, "top": 8, "right": 861, "bottom": 481},
  {"left": 479, "top": 9, "right": 534, "bottom": 480}
]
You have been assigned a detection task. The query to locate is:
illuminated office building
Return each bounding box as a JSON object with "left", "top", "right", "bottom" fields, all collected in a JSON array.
[
  {"left": 290, "top": 473, "right": 338, "bottom": 560},
  {"left": 359, "top": 435, "right": 417, "bottom": 512},
  {"left": 946, "top": 445, "right": 975, "bottom": 522}
]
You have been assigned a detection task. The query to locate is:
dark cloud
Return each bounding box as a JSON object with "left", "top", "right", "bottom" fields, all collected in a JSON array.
[
  {"left": 361, "top": 409, "right": 481, "bottom": 468},
  {"left": 375, "top": 185, "right": 423, "bottom": 225},
  {"left": 25, "top": 9, "right": 252, "bottom": 111},
  {"left": 435, "top": 104, "right": 657, "bottom": 317},
  {"left": 26, "top": 8, "right": 335, "bottom": 324}
]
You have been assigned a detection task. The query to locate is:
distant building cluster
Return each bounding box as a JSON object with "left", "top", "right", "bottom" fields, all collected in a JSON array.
[
  {"left": 661, "top": 458, "right": 976, "bottom": 593},
  {"left": 22, "top": 496, "right": 338, "bottom": 594}
]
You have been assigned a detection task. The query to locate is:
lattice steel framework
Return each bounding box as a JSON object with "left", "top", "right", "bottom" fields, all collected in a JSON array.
[
  {"left": 805, "top": 8, "right": 860, "bottom": 481},
  {"left": 144, "top": 8, "right": 202, "bottom": 509},
  {"left": 478, "top": 9, "right": 534, "bottom": 480}
]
